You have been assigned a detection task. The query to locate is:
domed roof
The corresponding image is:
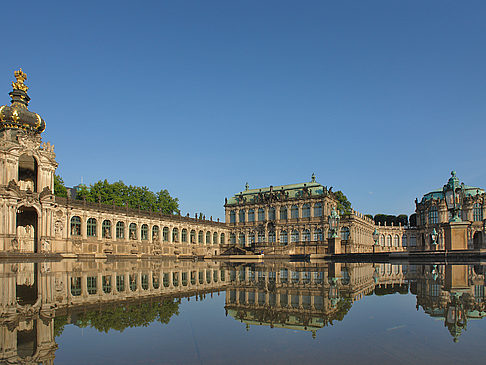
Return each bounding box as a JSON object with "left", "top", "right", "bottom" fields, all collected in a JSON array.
[{"left": 0, "top": 69, "right": 45, "bottom": 134}]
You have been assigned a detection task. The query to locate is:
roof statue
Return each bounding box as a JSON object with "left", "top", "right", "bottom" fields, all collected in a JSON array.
[
  {"left": 311, "top": 173, "right": 316, "bottom": 183},
  {"left": 245, "top": 182, "right": 249, "bottom": 191}
]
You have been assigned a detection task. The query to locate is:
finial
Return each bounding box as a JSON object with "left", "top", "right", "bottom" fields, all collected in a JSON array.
[
  {"left": 311, "top": 173, "right": 316, "bottom": 183},
  {"left": 12, "top": 69, "right": 28, "bottom": 92},
  {"left": 451, "top": 170, "right": 456, "bottom": 177},
  {"left": 245, "top": 182, "right": 249, "bottom": 191}
]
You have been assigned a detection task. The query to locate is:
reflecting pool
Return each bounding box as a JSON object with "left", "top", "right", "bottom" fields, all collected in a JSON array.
[{"left": 2, "top": 260, "right": 486, "bottom": 364}]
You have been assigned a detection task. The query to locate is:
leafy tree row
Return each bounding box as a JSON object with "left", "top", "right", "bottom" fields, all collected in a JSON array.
[
  {"left": 334, "top": 190, "right": 352, "bottom": 215},
  {"left": 372, "top": 214, "right": 409, "bottom": 226}
]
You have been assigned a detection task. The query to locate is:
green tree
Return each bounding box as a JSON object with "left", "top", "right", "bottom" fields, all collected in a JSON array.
[
  {"left": 54, "top": 174, "right": 67, "bottom": 197},
  {"left": 76, "top": 180, "right": 179, "bottom": 214},
  {"left": 409, "top": 213, "right": 417, "bottom": 227},
  {"left": 334, "top": 190, "right": 352, "bottom": 215},
  {"left": 397, "top": 214, "right": 408, "bottom": 226}
]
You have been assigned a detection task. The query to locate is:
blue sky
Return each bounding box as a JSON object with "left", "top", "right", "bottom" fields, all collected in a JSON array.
[{"left": 1, "top": 1, "right": 485, "bottom": 220}]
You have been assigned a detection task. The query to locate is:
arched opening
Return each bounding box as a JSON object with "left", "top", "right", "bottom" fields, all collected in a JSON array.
[
  {"left": 17, "top": 319, "right": 37, "bottom": 359},
  {"left": 16, "top": 206, "right": 38, "bottom": 253},
  {"left": 16, "top": 262, "right": 38, "bottom": 306},
  {"left": 473, "top": 231, "right": 483, "bottom": 249},
  {"left": 18, "top": 154, "right": 38, "bottom": 192},
  {"left": 102, "top": 220, "right": 112, "bottom": 238}
]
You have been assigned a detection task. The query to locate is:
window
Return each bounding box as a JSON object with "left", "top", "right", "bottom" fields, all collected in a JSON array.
[
  {"left": 402, "top": 235, "right": 408, "bottom": 247},
  {"left": 420, "top": 213, "right": 426, "bottom": 226},
  {"left": 280, "top": 206, "right": 288, "bottom": 220},
  {"left": 213, "top": 232, "right": 218, "bottom": 245},
  {"left": 239, "top": 210, "right": 246, "bottom": 223},
  {"left": 87, "top": 218, "right": 97, "bottom": 237},
  {"left": 152, "top": 225, "right": 159, "bottom": 241},
  {"left": 249, "top": 233, "right": 255, "bottom": 244},
  {"left": 280, "top": 230, "right": 288, "bottom": 244},
  {"left": 258, "top": 208, "right": 265, "bottom": 221},
  {"left": 70, "top": 216, "right": 81, "bottom": 236},
  {"left": 268, "top": 231, "right": 276, "bottom": 243},
  {"left": 102, "top": 276, "right": 111, "bottom": 293},
  {"left": 206, "top": 231, "right": 211, "bottom": 244},
  {"left": 116, "top": 275, "right": 125, "bottom": 292},
  {"left": 172, "top": 228, "right": 179, "bottom": 243},
  {"left": 87, "top": 276, "right": 97, "bottom": 295},
  {"left": 248, "top": 209, "right": 255, "bottom": 222},
  {"left": 341, "top": 227, "right": 350, "bottom": 241},
  {"left": 386, "top": 235, "right": 392, "bottom": 246},
  {"left": 230, "top": 211, "right": 236, "bottom": 223},
  {"left": 291, "top": 205, "right": 299, "bottom": 219},
  {"left": 129, "top": 223, "right": 137, "bottom": 240},
  {"left": 429, "top": 206, "right": 438, "bottom": 225},
  {"left": 474, "top": 203, "right": 483, "bottom": 221},
  {"left": 379, "top": 234, "right": 385, "bottom": 246},
  {"left": 314, "top": 203, "right": 323, "bottom": 217},
  {"left": 141, "top": 224, "right": 148, "bottom": 240},
  {"left": 393, "top": 235, "right": 399, "bottom": 247},
  {"left": 220, "top": 233, "right": 225, "bottom": 244},
  {"left": 258, "top": 232, "right": 265, "bottom": 243},
  {"left": 71, "top": 277, "right": 81, "bottom": 296},
  {"left": 314, "top": 228, "right": 323, "bottom": 241},
  {"left": 302, "top": 204, "right": 310, "bottom": 218},
  {"left": 238, "top": 233, "right": 245, "bottom": 246},
  {"left": 268, "top": 207, "right": 276, "bottom": 220},
  {"left": 102, "top": 220, "right": 111, "bottom": 238},
  {"left": 230, "top": 233, "right": 236, "bottom": 244},
  {"left": 153, "top": 274, "right": 160, "bottom": 289},
  {"left": 116, "top": 221, "right": 125, "bottom": 239},
  {"left": 182, "top": 229, "right": 188, "bottom": 243},
  {"left": 291, "top": 230, "right": 299, "bottom": 243},
  {"left": 198, "top": 231, "right": 203, "bottom": 244},
  {"left": 190, "top": 230, "right": 196, "bottom": 243},
  {"left": 129, "top": 274, "right": 137, "bottom": 291},
  {"left": 410, "top": 235, "right": 417, "bottom": 247},
  {"left": 163, "top": 227, "right": 169, "bottom": 242},
  {"left": 303, "top": 229, "right": 310, "bottom": 242},
  {"left": 141, "top": 274, "right": 149, "bottom": 290}
]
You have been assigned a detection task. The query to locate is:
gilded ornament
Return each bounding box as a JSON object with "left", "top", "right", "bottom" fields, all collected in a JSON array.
[
  {"left": 11, "top": 109, "right": 19, "bottom": 123},
  {"left": 12, "top": 68, "right": 28, "bottom": 92}
]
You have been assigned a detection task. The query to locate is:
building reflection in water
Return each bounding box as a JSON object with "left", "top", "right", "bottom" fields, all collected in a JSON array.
[{"left": 1, "top": 260, "right": 486, "bottom": 363}]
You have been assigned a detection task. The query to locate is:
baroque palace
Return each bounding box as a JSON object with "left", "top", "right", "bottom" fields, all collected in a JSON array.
[{"left": 0, "top": 69, "right": 485, "bottom": 258}]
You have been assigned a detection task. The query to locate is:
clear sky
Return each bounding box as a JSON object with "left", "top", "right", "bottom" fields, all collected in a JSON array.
[{"left": 1, "top": 1, "right": 485, "bottom": 220}]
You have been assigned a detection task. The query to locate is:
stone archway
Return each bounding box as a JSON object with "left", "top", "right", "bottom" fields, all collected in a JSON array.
[
  {"left": 473, "top": 231, "right": 483, "bottom": 249},
  {"left": 16, "top": 206, "right": 38, "bottom": 253}
]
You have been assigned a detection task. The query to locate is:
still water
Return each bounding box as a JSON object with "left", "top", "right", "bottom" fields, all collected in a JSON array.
[{"left": 2, "top": 260, "right": 486, "bottom": 364}]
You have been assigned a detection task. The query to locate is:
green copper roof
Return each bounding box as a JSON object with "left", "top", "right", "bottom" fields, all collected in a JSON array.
[{"left": 421, "top": 171, "right": 484, "bottom": 202}]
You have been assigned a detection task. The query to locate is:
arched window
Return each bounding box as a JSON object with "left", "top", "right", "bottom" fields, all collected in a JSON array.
[
  {"left": 291, "top": 205, "right": 299, "bottom": 219},
  {"left": 249, "top": 233, "right": 255, "bottom": 244},
  {"left": 238, "top": 233, "right": 245, "bottom": 246},
  {"left": 182, "top": 229, "right": 188, "bottom": 243},
  {"left": 393, "top": 235, "right": 399, "bottom": 247},
  {"left": 230, "top": 211, "right": 236, "bottom": 223},
  {"left": 220, "top": 233, "right": 225, "bottom": 244},
  {"left": 141, "top": 224, "right": 148, "bottom": 240},
  {"left": 190, "top": 230, "right": 196, "bottom": 243},
  {"left": 314, "top": 203, "right": 323, "bottom": 217},
  {"left": 70, "top": 216, "right": 81, "bottom": 236},
  {"left": 230, "top": 233, "right": 236, "bottom": 244},
  {"left": 163, "top": 227, "right": 169, "bottom": 242},
  {"left": 341, "top": 227, "right": 350, "bottom": 241},
  {"left": 379, "top": 234, "right": 385, "bottom": 246},
  {"left": 429, "top": 206, "right": 438, "bottom": 225},
  {"left": 303, "top": 229, "right": 310, "bottom": 242},
  {"left": 280, "top": 206, "right": 288, "bottom": 220},
  {"left": 248, "top": 209, "right": 255, "bottom": 222},
  {"left": 302, "top": 204, "right": 310, "bottom": 218},
  {"left": 313, "top": 228, "right": 323, "bottom": 241},
  {"left": 152, "top": 225, "right": 159, "bottom": 241},
  {"left": 258, "top": 232, "right": 265, "bottom": 243},
  {"left": 213, "top": 232, "right": 218, "bottom": 245},
  {"left": 102, "top": 220, "right": 111, "bottom": 238},
  {"left": 206, "top": 231, "right": 211, "bottom": 244},
  {"left": 116, "top": 221, "right": 125, "bottom": 239},
  {"left": 258, "top": 208, "right": 265, "bottom": 221},
  {"left": 268, "top": 207, "right": 276, "bottom": 220},
  {"left": 172, "top": 228, "right": 179, "bottom": 243},
  {"left": 291, "top": 230, "right": 299, "bottom": 243},
  {"left": 280, "top": 230, "right": 288, "bottom": 245},
  {"left": 129, "top": 223, "right": 137, "bottom": 240},
  {"left": 87, "top": 218, "right": 97, "bottom": 237},
  {"left": 473, "top": 203, "right": 483, "bottom": 221},
  {"left": 386, "top": 235, "right": 392, "bottom": 247},
  {"left": 198, "top": 231, "right": 204, "bottom": 244},
  {"left": 268, "top": 231, "right": 276, "bottom": 243},
  {"left": 239, "top": 210, "right": 246, "bottom": 223}
]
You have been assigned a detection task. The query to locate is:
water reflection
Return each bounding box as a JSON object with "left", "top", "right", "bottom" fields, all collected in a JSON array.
[{"left": 1, "top": 260, "right": 486, "bottom": 363}]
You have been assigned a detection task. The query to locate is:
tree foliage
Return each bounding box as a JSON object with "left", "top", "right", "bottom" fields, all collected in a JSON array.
[
  {"left": 76, "top": 180, "right": 179, "bottom": 214},
  {"left": 373, "top": 214, "right": 409, "bottom": 226},
  {"left": 334, "top": 190, "right": 352, "bottom": 215},
  {"left": 54, "top": 174, "right": 67, "bottom": 197},
  {"left": 409, "top": 213, "right": 417, "bottom": 227}
]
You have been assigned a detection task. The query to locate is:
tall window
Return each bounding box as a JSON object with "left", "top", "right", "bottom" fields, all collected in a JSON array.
[
  {"left": 280, "top": 230, "right": 288, "bottom": 245},
  {"left": 141, "top": 224, "right": 148, "bottom": 240},
  {"left": 182, "top": 229, "right": 187, "bottom": 243},
  {"left": 70, "top": 216, "right": 81, "bottom": 236},
  {"left": 280, "top": 206, "right": 288, "bottom": 220},
  {"left": 102, "top": 220, "right": 111, "bottom": 238},
  {"left": 87, "top": 218, "right": 97, "bottom": 237},
  {"left": 291, "top": 205, "right": 299, "bottom": 219},
  {"left": 268, "top": 207, "right": 276, "bottom": 220},
  {"left": 238, "top": 233, "right": 245, "bottom": 246},
  {"left": 213, "top": 232, "right": 218, "bottom": 245},
  {"left": 116, "top": 221, "right": 124, "bottom": 239},
  {"left": 152, "top": 225, "right": 159, "bottom": 241},
  {"left": 291, "top": 230, "right": 299, "bottom": 243},
  {"left": 258, "top": 232, "right": 265, "bottom": 243},
  {"left": 163, "top": 227, "right": 169, "bottom": 242},
  {"left": 248, "top": 209, "right": 255, "bottom": 222},
  {"left": 173, "top": 228, "right": 179, "bottom": 243},
  {"left": 249, "top": 233, "right": 255, "bottom": 244},
  {"left": 268, "top": 231, "right": 276, "bottom": 243},
  {"left": 258, "top": 208, "right": 265, "bottom": 221},
  {"left": 341, "top": 227, "right": 350, "bottom": 241},
  {"left": 206, "top": 231, "right": 211, "bottom": 244},
  {"left": 473, "top": 203, "right": 483, "bottom": 221},
  {"left": 429, "top": 206, "right": 438, "bottom": 225},
  {"left": 220, "top": 233, "right": 225, "bottom": 244},
  {"left": 314, "top": 203, "right": 323, "bottom": 217},
  {"left": 230, "top": 211, "right": 236, "bottom": 223},
  {"left": 386, "top": 235, "right": 392, "bottom": 246},
  {"left": 302, "top": 204, "right": 310, "bottom": 218},
  {"left": 393, "top": 235, "right": 399, "bottom": 247},
  {"left": 379, "top": 234, "right": 384, "bottom": 246},
  {"left": 198, "top": 231, "right": 204, "bottom": 244},
  {"left": 230, "top": 233, "right": 236, "bottom": 244},
  {"left": 239, "top": 210, "right": 246, "bottom": 223},
  {"left": 402, "top": 235, "right": 408, "bottom": 247},
  {"left": 303, "top": 229, "right": 310, "bottom": 242},
  {"left": 129, "top": 223, "right": 137, "bottom": 240},
  {"left": 410, "top": 235, "right": 417, "bottom": 247},
  {"left": 313, "top": 228, "right": 323, "bottom": 241},
  {"left": 190, "top": 230, "right": 196, "bottom": 243}
]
